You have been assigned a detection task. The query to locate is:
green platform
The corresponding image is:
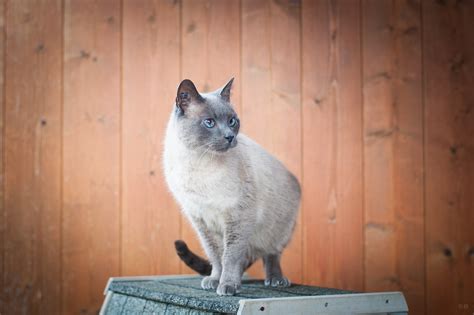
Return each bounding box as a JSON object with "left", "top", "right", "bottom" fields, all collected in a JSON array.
[{"left": 100, "top": 275, "right": 408, "bottom": 314}]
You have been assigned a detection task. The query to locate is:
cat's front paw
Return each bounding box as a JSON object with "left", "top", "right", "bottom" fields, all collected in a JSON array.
[
  {"left": 201, "top": 276, "right": 220, "bottom": 290},
  {"left": 216, "top": 281, "right": 241, "bottom": 296},
  {"left": 264, "top": 276, "right": 291, "bottom": 287}
]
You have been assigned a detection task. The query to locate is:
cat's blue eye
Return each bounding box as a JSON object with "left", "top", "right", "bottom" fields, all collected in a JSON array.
[
  {"left": 203, "top": 118, "right": 215, "bottom": 128},
  {"left": 229, "top": 117, "right": 237, "bottom": 127}
]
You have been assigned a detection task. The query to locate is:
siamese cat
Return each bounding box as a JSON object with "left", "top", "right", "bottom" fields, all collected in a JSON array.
[{"left": 163, "top": 78, "right": 301, "bottom": 296}]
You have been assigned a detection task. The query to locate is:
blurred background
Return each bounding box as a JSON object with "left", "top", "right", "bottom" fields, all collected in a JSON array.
[{"left": 0, "top": 0, "right": 473, "bottom": 314}]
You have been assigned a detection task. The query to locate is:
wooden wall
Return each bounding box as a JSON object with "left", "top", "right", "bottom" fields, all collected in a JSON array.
[{"left": 0, "top": 0, "right": 472, "bottom": 314}]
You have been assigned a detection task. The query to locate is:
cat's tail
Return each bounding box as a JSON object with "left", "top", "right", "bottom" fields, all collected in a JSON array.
[{"left": 174, "top": 240, "right": 212, "bottom": 276}]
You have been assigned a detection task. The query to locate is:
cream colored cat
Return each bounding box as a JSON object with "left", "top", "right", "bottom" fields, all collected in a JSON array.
[{"left": 163, "top": 78, "right": 300, "bottom": 296}]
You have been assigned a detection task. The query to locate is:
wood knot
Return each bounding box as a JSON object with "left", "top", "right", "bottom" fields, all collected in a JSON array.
[
  {"left": 80, "top": 50, "right": 90, "bottom": 59},
  {"left": 149, "top": 170, "right": 155, "bottom": 176},
  {"left": 403, "top": 26, "right": 418, "bottom": 36},
  {"left": 313, "top": 98, "right": 323, "bottom": 107},
  {"left": 367, "top": 129, "right": 394, "bottom": 139},
  {"left": 40, "top": 118, "right": 47, "bottom": 126},
  {"left": 35, "top": 43, "right": 45, "bottom": 53},
  {"left": 450, "top": 53, "right": 465, "bottom": 74},
  {"left": 450, "top": 145, "right": 458, "bottom": 156},
  {"left": 385, "top": 24, "right": 395, "bottom": 33},
  {"left": 443, "top": 247, "right": 453, "bottom": 257},
  {"left": 187, "top": 22, "right": 196, "bottom": 33},
  {"left": 148, "top": 15, "right": 156, "bottom": 23},
  {"left": 468, "top": 247, "right": 474, "bottom": 258}
]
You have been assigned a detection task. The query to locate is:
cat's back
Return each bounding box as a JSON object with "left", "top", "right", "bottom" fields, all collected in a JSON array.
[
  {"left": 235, "top": 133, "right": 301, "bottom": 252},
  {"left": 236, "top": 133, "right": 301, "bottom": 203},
  {"left": 236, "top": 134, "right": 298, "bottom": 181}
]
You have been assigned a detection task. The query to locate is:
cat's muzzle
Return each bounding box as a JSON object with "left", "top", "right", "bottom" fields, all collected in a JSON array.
[{"left": 215, "top": 138, "right": 238, "bottom": 152}]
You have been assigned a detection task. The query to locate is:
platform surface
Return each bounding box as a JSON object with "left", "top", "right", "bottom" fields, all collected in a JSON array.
[{"left": 102, "top": 275, "right": 352, "bottom": 314}]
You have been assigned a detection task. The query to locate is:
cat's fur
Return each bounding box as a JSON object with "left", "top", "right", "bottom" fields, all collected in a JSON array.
[{"left": 163, "top": 78, "right": 301, "bottom": 296}]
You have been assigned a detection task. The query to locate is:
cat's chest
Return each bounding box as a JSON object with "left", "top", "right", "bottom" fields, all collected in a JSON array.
[{"left": 165, "top": 151, "right": 241, "bottom": 214}]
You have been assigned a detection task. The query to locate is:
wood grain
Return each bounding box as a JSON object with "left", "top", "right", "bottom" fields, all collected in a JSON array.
[
  {"left": 0, "top": 1, "right": 4, "bottom": 314},
  {"left": 3, "top": 0, "right": 62, "bottom": 314},
  {"left": 62, "top": 0, "right": 121, "bottom": 313},
  {"left": 423, "top": 0, "right": 474, "bottom": 314},
  {"left": 241, "top": 0, "right": 302, "bottom": 282},
  {"left": 301, "top": 0, "right": 364, "bottom": 291},
  {"left": 362, "top": 1, "right": 425, "bottom": 313},
  {"left": 1, "top": 1, "right": 474, "bottom": 313},
  {"left": 180, "top": 0, "right": 241, "bottom": 274},
  {"left": 121, "top": 0, "right": 181, "bottom": 277}
]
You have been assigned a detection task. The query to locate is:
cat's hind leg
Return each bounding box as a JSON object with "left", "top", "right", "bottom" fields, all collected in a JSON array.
[{"left": 263, "top": 253, "right": 291, "bottom": 287}]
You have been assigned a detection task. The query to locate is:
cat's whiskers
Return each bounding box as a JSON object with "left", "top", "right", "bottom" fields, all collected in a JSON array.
[{"left": 194, "top": 142, "right": 215, "bottom": 168}]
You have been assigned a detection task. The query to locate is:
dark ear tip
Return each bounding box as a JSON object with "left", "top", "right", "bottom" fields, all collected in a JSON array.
[
  {"left": 219, "top": 77, "right": 234, "bottom": 101},
  {"left": 181, "top": 79, "right": 193, "bottom": 84},
  {"left": 178, "top": 79, "right": 194, "bottom": 88}
]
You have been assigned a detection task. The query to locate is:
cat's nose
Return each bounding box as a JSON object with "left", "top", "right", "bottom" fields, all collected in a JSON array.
[{"left": 224, "top": 135, "right": 234, "bottom": 143}]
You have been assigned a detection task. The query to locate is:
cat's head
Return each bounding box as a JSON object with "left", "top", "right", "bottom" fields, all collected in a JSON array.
[{"left": 173, "top": 78, "right": 240, "bottom": 153}]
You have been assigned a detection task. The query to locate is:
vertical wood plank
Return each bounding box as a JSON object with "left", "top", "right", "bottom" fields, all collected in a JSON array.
[
  {"left": 362, "top": 1, "right": 425, "bottom": 313},
  {"left": 3, "top": 0, "right": 62, "bottom": 314},
  {"left": 424, "top": 1, "right": 474, "bottom": 314},
  {"left": 0, "top": 1, "right": 4, "bottom": 313},
  {"left": 63, "top": 0, "right": 120, "bottom": 313},
  {"left": 122, "top": 0, "right": 181, "bottom": 276},
  {"left": 180, "top": 0, "right": 241, "bottom": 273},
  {"left": 302, "top": 0, "right": 363, "bottom": 291},
  {"left": 241, "top": 0, "right": 302, "bottom": 282}
]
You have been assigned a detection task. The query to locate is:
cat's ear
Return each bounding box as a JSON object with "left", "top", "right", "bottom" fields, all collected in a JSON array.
[
  {"left": 176, "top": 79, "right": 203, "bottom": 112},
  {"left": 219, "top": 77, "right": 234, "bottom": 102}
]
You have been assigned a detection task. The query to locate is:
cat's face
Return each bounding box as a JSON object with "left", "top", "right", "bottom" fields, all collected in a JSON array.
[{"left": 174, "top": 78, "right": 240, "bottom": 153}]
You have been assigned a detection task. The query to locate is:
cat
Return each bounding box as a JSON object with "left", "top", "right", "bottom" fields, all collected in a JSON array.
[{"left": 163, "top": 78, "right": 301, "bottom": 296}]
